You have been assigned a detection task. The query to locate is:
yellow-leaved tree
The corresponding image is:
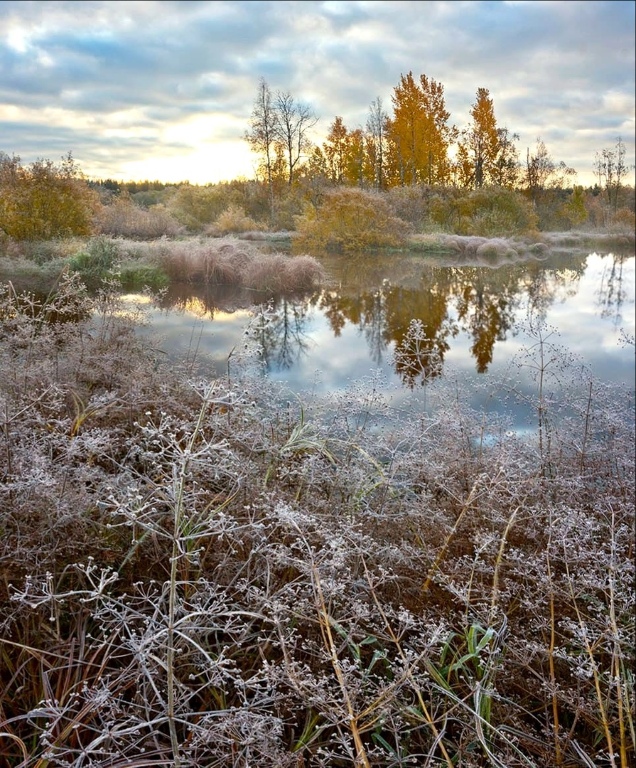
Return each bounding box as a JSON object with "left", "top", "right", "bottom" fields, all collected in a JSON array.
[
  {"left": 456, "top": 88, "right": 501, "bottom": 189},
  {"left": 385, "top": 72, "right": 456, "bottom": 186},
  {"left": 0, "top": 152, "right": 98, "bottom": 241}
]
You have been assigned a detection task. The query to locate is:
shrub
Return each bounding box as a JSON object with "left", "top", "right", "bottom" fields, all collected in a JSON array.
[
  {"left": 167, "top": 183, "right": 228, "bottom": 231},
  {"left": 0, "top": 152, "right": 98, "bottom": 240},
  {"left": 130, "top": 237, "right": 325, "bottom": 291},
  {"left": 96, "top": 194, "right": 182, "bottom": 238},
  {"left": 212, "top": 204, "right": 266, "bottom": 235},
  {"left": 295, "top": 187, "right": 411, "bottom": 252},
  {"left": 385, "top": 184, "right": 435, "bottom": 230},
  {"left": 167, "top": 181, "right": 270, "bottom": 232},
  {"left": 244, "top": 253, "right": 325, "bottom": 293},
  {"left": 431, "top": 187, "right": 538, "bottom": 236},
  {"left": 610, "top": 207, "right": 636, "bottom": 233},
  {"left": 68, "top": 236, "right": 120, "bottom": 286}
]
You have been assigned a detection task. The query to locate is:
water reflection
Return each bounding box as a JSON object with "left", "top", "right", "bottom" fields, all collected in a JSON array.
[
  {"left": 254, "top": 299, "right": 313, "bottom": 372},
  {"left": 596, "top": 252, "right": 630, "bottom": 326},
  {"left": 146, "top": 250, "right": 634, "bottom": 397},
  {"left": 315, "top": 250, "right": 595, "bottom": 378}
]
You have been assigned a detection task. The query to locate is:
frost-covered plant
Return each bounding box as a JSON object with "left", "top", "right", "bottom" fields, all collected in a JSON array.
[{"left": 0, "top": 274, "right": 633, "bottom": 766}]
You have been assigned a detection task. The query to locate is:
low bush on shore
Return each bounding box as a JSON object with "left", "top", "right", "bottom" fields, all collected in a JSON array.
[
  {"left": 0, "top": 236, "right": 325, "bottom": 294},
  {"left": 0, "top": 275, "right": 633, "bottom": 766}
]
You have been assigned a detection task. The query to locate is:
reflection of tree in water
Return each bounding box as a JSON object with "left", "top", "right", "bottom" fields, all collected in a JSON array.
[
  {"left": 319, "top": 290, "right": 348, "bottom": 337},
  {"left": 452, "top": 267, "right": 521, "bottom": 373},
  {"left": 317, "top": 283, "right": 391, "bottom": 365},
  {"left": 318, "top": 256, "right": 592, "bottom": 381},
  {"left": 362, "top": 287, "right": 388, "bottom": 365},
  {"left": 253, "top": 297, "right": 312, "bottom": 372},
  {"left": 522, "top": 252, "right": 587, "bottom": 322},
  {"left": 159, "top": 285, "right": 314, "bottom": 374},
  {"left": 384, "top": 281, "right": 457, "bottom": 386},
  {"left": 596, "top": 253, "right": 630, "bottom": 327},
  {"left": 157, "top": 251, "right": 598, "bottom": 385}
]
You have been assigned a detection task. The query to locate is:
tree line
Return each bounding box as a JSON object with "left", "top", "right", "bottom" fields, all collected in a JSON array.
[
  {"left": 0, "top": 70, "right": 632, "bottom": 242},
  {"left": 246, "top": 73, "right": 631, "bottom": 208}
]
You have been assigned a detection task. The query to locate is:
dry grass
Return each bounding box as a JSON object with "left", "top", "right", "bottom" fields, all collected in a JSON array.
[
  {"left": 0, "top": 273, "right": 633, "bottom": 767},
  {"left": 119, "top": 236, "right": 325, "bottom": 292},
  {"left": 96, "top": 197, "right": 182, "bottom": 238}
]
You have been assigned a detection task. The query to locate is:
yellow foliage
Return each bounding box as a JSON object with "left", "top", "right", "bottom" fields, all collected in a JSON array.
[
  {"left": 214, "top": 204, "right": 265, "bottom": 235},
  {"left": 0, "top": 153, "right": 98, "bottom": 241},
  {"left": 295, "top": 187, "right": 410, "bottom": 252}
]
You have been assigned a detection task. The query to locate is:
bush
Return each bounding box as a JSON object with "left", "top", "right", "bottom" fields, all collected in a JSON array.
[
  {"left": 610, "top": 207, "right": 636, "bottom": 233},
  {"left": 167, "top": 181, "right": 270, "bottom": 232},
  {"left": 68, "top": 236, "right": 120, "bottom": 286},
  {"left": 126, "top": 237, "right": 325, "bottom": 291},
  {"left": 431, "top": 187, "right": 538, "bottom": 236},
  {"left": 0, "top": 152, "right": 98, "bottom": 241},
  {"left": 96, "top": 194, "right": 181, "bottom": 238},
  {"left": 295, "top": 187, "right": 411, "bottom": 252},
  {"left": 385, "top": 184, "right": 435, "bottom": 230},
  {"left": 212, "top": 204, "right": 266, "bottom": 235}
]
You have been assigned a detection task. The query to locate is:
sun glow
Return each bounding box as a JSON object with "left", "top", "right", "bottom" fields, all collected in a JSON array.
[{"left": 115, "top": 142, "right": 256, "bottom": 185}]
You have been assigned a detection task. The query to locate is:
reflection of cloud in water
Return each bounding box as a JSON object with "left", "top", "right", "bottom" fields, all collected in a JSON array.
[
  {"left": 120, "top": 293, "right": 153, "bottom": 304},
  {"left": 171, "top": 296, "right": 252, "bottom": 322},
  {"left": 138, "top": 252, "right": 635, "bottom": 428}
]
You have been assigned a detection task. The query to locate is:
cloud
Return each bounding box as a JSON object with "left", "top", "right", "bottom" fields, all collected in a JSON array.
[{"left": 0, "top": 0, "right": 633, "bottom": 184}]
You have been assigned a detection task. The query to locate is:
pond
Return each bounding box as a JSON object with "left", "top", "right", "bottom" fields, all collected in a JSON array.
[{"left": 126, "top": 248, "right": 635, "bottom": 434}]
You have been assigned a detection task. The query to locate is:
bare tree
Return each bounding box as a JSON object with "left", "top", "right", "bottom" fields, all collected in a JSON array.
[
  {"left": 366, "top": 96, "right": 388, "bottom": 190},
  {"left": 524, "top": 137, "right": 575, "bottom": 203},
  {"left": 274, "top": 90, "right": 318, "bottom": 187},
  {"left": 245, "top": 78, "right": 279, "bottom": 220},
  {"left": 594, "top": 136, "right": 632, "bottom": 213}
]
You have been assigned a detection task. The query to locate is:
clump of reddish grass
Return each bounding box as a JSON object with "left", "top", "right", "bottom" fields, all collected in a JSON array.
[{"left": 128, "top": 237, "right": 325, "bottom": 291}]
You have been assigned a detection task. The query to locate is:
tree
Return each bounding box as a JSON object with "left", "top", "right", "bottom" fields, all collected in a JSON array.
[
  {"left": 524, "top": 137, "right": 576, "bottom": 203},
  {"left": 343, "top": 128, "right": 367, "bottom": 187},
  {"left": 491, "top": 127, "right": 520, "bottom": 188},
  {"left": 385, "top": 72, "right": 455, "bottom": 186},
  {"left": 456, "top": 88, "right": 500, "bottom": 189},
  {"left": 594, "top": 136, "right": 631, "bottom": 213},
  {"left": 245, "top": 78, "right": 279, "bottom": 220},
  {"left": 323, "top": 116, "right": 349, "bottom": 184},
  {"left": 0, "top": 152, "right": 97, "bottom": 241},
  {"left": 274, "top": 90, "right": 318, "bottom": 187},
  {"left": 418, "top": 74, "right": 457, "bottom": 184},
  {"left": 366, "top": 96, "right": 389, "bottom": 190}
]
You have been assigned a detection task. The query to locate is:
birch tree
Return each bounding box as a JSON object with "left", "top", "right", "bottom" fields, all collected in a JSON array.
[
  {"left": 245, "top": 78, "right": 279, "bottom": 219},
  {"left": 274, "top": 90, "right": 318, "bottom": 187}
]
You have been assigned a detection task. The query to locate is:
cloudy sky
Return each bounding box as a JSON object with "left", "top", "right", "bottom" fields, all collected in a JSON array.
[{"left": 1, "top": 0, "right": 634, "bottom": 186}]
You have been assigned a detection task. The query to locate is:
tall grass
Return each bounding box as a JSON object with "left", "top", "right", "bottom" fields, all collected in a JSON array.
[
  {"left": 122, "top": 237, "right": 325, "bottom": 292},
  {"left": 0, "top": 275, "right": 633, "bottom": 766}
]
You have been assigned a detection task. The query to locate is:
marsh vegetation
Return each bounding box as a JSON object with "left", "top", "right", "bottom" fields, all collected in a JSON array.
[
  {"left": 0, "top": 259, "right": 633, "bottom": 766},
  {"left": 0, "top": 146, "right": 634, "bottom": 766}
]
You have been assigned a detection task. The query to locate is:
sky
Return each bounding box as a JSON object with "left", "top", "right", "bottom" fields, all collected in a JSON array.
[{"left": 1, "top": 0, "right": 634, "bottom": 187}]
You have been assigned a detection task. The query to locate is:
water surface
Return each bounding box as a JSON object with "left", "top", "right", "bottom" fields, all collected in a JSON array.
[{"left": 127, "top": 249, "right": 635, "bottom": 432}]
